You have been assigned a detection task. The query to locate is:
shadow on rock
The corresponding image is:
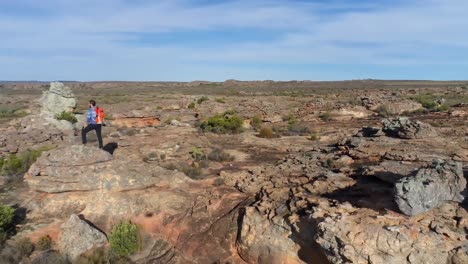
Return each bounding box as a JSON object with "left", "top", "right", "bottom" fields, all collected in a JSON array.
[
  {"left": 323, "top": 175, "right": 399, "bottom": 213},
  {"left": 102, "top": 142, "right": 118, "bottom": 155},
  {"left": 287, "top": 216, "right": 331, "bottom": 264}
]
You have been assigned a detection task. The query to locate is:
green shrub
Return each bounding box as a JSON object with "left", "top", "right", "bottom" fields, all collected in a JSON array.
[
  {"left": 436, "top": 104, "right": 450, "bottom": 112},
  {"left": 55, "top": 111, "right": 77, "bottom": 124},
  {"left": 258, "top": 126, "right": 276, "bottom": 138},
  {"left": 0, "top": 107, "right": 28, "bottom": 119},
  {"left": 207, "top": 149, "right": 234, "bottom": 162},
  {"left": 199, "top": 111, "right": 244, "bottom": 134},
  {"left": 223, "top": 109, "right": 237, "bottom": 115},
  {"left": 109, "top": 222, "right": 142, "bottom": 257},
  {"left": 412, "top": 94, "right": 438, "bottom": 110},
  {"left": 197, "top": 96, "right": 209, "bottom": 104},
  {"left": 319, "top": 112, "right": 332, "bottom": 122},
  {"left": 36, "top": 235, "right": 52, "bottom": 251},
  {"left": 187, "top": 102, "right": 196, "bottom": 109},
  {"left": 1, "top": 146, "right": 53, "bottom": 176},
  {"left": 251, "top": 115, "right": 262, "bottom": 130},
  {"left": 0, "top": 203, "right": 15, "bottom": 231},
  {"left": 215, "top": 98, "right": 226, "bottom": 104},
  {"left": 376, "top": 105, "right": 392, "bottom": 117},
  {"left": 190, "top": 147, "right": 205, "bottom": 161},
  {"left": 181, "top": 164, "right": 203, "bottom": 179},
  {"left": 309, "top": 131, "right": 321, "bottom": 141},
  {"left": 16, "top": 237, "right": 34, "bottom": 257}
]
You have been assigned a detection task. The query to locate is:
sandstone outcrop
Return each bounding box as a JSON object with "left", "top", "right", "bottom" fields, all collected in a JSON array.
[
  {"left": 59, "top": 214, "right": 107, "bottom": 261},
  {"left": 24, "top": 145, "right": 248, "bottom": 263}
]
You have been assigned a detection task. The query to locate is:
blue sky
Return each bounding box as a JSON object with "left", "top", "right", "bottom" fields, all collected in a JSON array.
[{"left": 1, "top": 0, "right": 467, "bottom": 81}]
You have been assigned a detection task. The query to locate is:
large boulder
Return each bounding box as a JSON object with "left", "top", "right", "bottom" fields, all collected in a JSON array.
[
  {"left": 382, "top": 117, "right": 438, "bottom": 139},
  {"left": 394, "top": 160, "right": 466, "bottom": 216},
  {"left": 59, "top": 214, "right": 107, "bottom": 261},
  {"left": 39, "top": 82, "right": 76, "bottom": 115}
]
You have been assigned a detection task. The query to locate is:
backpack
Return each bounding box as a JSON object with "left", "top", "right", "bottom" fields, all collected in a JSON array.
[{"left": 95, "top": 106, "right": 105, "bottom": 124}]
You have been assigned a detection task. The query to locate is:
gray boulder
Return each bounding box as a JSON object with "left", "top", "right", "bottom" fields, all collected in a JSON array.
[
  {"left": 382, "top": 117, "right": 438, "bottom": 139},
  {"left": 59, "top": 214, "right": 107, "bottom": 261},
  {"left": 39, "top": 82, "right": 76, "bottom": 115},
  {"left": 394, "top": 160, "right": 466, "bottom": 216}
]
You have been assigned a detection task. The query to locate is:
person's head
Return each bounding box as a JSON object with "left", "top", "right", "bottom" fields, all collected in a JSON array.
[{"left": 88, "top": 100, "right": 96, "bottom": 108}]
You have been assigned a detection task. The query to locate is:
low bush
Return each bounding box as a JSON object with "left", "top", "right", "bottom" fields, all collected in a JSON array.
[
  {"left": 36, "top": 235, "right": 52, "bottom": 251},
  {"left": 258, "top": 126, "right": 277, "bottom": 138},
  {"left": 436, "top": 104, "right": 450, "bottom": 112},
  {"left": 0, "top": 107, "right": 28, "bottom": 119},
  {"left": 412, "top": 94, "right": 438, "bottom": 110},
  {"left": 55, "top": 111, "right": 77, "bottom": 124},
  {"left": 319, "top": 112, "right": 333, "bottom": 122},
  {"left": 0, "top": 146, "right": 53, "bottom": 176},
  {"left": 215, "top": 98, "right": 226, "bottom": 104},
  {"left": 190, "top": 147, "right": 206, "bottom": 161},
  {"left": 309, "top": 130, "right": 321, "bottom": 141},
  {"left": 187, "top": 102, "right": 196, "bottom": 109},
  {"left": 197, "top": 96, "right": 209, "bottom": 104},
  {"left": 0, "top": 203, "right": 15, "bottom": 241},
  {"left": 109, "top": 222, "right": 142, "bottom": 257},
  {"left": 208, "top": 149, "right": 234, "bottom": 162},
  {"left": 251, "top": 115, "right": 262, "bottom": 130},
  {"left": 199, "top": 111, "right": 244, "bottom": 134},
  {"left": 375, "top": 105, "right": 392, "bottom": 117},
  {"left": 16, "top": 237, "right": 34, "bottom": 257},
  {"left": 181, "top": 164, "right": 203, "bottom": 179}
]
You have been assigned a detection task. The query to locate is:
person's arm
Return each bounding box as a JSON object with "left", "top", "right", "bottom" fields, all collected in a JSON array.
[{"left": 86, "top": 109, "right": 93, "bottom": 125}]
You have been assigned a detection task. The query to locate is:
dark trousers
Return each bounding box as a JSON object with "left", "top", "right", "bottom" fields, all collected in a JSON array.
[{"left": 82, "top": 124, "right": 103, "bottom": 148}]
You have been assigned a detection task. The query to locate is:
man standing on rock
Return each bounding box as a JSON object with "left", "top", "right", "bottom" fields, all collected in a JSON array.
[{"left": 82, "top": 100, "right": 103, "bottom": 149}]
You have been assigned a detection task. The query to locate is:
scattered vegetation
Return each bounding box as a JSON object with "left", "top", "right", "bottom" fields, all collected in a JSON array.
[
  {"left": 55, "top": 111, "right": 78, "bottom": 124},
  {"left": 36, "top": 235, "right": 53, "bottom": 251},
  {"left": 190, "top": 147, "right": 206, "bottom": 161},
  {"left": 197, "top": 96, "right": 209, "bottom": 104},
  {"left": 401, "top": 108, "right": 429, "bottom": 116},
  {"left": 0, "top": 107, "right": 28, "bottom": 120},
  {"left": 109, "top": 222, "right": 142, "bottom": 257},
  {"left": 0, "top": 146, "right": 53, "bottom": 176},
  {"left": 282, "top": 113, "right": 297, "bottom": 123},
  {"left": 251, "top": 115, "right": 263, "bottom": 130},
  {"left": 309, "top": 130, "right": 321, "bottom": 141},
  {"left": 215, "top": 98, "right": 226, "bottom": 104},
  {"left": 258, "top": 126, "right": 277, "bottom": 139},
  {"left": 181, "top": 164, "right": 203, "bottom": 179},
  {"left": 187, "top": 102, "right": 196, "bottom": 109},
  {"left": 375, "top": 105, "right": 392, "bottom": 117},
  {"left": 319, "top": 112, "right": 333, "bottom": 122},
  {"left": 207, "top": 148, "right": 234, "bottom": 162},
  {"left": 0, "top": 203, "right": 15, "bottom": 242},
  {"left": 16, "top": 237, "right": 34, "bottom": 257},
  {"left": 412, "top": 94, "right": 438, "bottom": 110},
  {"left": 199, "top": 111, "right": 244, "bottom": 134}
]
